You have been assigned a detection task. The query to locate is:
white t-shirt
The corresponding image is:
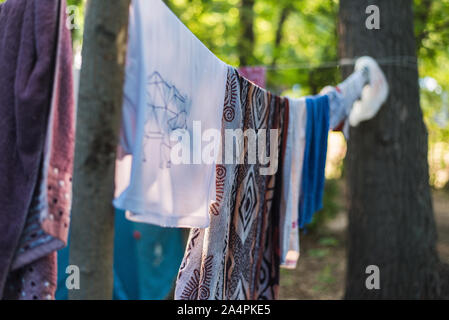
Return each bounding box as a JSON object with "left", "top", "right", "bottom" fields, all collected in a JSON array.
[
  {"left": 114, "top": 0, "right": 228, "bottom": 228},
  {"left": 280, "top": 97, "right": 307, "bottom": 269}
]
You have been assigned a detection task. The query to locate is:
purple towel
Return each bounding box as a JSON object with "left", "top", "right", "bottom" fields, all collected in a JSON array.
[{"left": 0, "top": 0, "right": 74, "bottom": 299}]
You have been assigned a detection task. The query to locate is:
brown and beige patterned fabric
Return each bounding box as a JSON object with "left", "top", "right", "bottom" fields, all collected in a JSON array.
[{"left": 175, "top": 66, "right": 289, "bottom": 300}]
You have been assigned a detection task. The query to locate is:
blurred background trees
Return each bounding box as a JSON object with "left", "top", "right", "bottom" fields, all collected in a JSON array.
[{"left": 66, "top": 0, "right": 449, "bottom": 190}]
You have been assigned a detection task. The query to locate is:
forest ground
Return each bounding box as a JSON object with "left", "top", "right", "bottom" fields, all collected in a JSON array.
[{"left": 279, "top": 180, "right": 449, "bottom": 299}]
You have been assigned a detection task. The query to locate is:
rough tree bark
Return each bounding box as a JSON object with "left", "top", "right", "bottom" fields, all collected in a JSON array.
[
  {"left": 339, "top": 0, "right": 449, "bottom": 299},
  {"left": 69, "top": 0, "right": 131, "bottom": 300}
]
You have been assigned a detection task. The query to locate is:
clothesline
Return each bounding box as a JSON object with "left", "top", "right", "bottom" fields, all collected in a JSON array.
[
  {"left": 250, "top": 56, "right": 418, "bottom": 71},
  {"left": 73, "top": 52, "right": 418, "bottom": 72}
]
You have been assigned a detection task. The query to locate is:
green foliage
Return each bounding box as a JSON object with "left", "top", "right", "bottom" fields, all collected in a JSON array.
[
  {"left": 317, "top": 265, "right": 336, "bottom": 284},
  {"left": 39, "top": 2, "right": 449, "bottom": 178},
  {"left": 67, "top": 0, "right": 85, "bottom": 51},
  {"left": 308, "top": 248, "right": 330, "bottom": 259},
  {"left": 414, "top": 0, "right": 449, "bottom": 188},
  {"left": 164, "top": 0, "right": 340, "bottom": 94},
  {"left": 318, "top": 236, "right": 339, "bottom": 247}
]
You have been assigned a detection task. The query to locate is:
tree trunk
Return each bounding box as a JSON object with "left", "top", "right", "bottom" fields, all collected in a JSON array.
[
  {"left": 339, "top": 0, "right": 449, "bottom": 299},
  {"left": 69, "top": 0, "right": 130, "bottom": 300},
  {"left": 238, "top": 0, "right": 255, "bottom": 66}
]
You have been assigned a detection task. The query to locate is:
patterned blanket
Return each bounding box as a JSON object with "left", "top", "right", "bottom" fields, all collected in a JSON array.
[{"left": 175, "top": 67, "right": 289, "bottom": 300}]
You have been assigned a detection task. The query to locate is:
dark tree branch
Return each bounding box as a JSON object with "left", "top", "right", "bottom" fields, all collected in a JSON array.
[
  {"left": 271, "top": 5, "right": 292, "bottom": 67},
  {"left": 238, "top": 0, "right": 255, "bottom": 66}
]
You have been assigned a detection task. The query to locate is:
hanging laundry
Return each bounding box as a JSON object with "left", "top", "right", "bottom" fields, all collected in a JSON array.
[
  {"left": 175, "top": 67, "right": 288, "bottom": 300},
  {"left": 273, "top": 96, "right": 332, "bottom": 270},
  {"left": 348, "top": 57, "right": 389, "bottom": 127},
  {"left": 280, "top": 95, "right": 336, "bottom": 269},
  {"left": 320, "top": 68, "right": 367, "bottom": 139},
  {"left": 114, "top": 0, "right": 228, "bottom": 228},
  {"left": 238, "top": 66, "right": 267, "bottom": 89},
  {"left": 0, "top": 0, "right": 74, "bottom": 300},
  {"left": 298, "top": 95, "right": 330, "bottom": 228},
  {"left": 111, "top": 211, "right": 184, "bottom": 299},
  {"left": 322, "top": 57, "right": 389, "bottom": 137},
  {"left": 55, "top": 209, "right": 184, "bottom": 300},
  {"left": 279, "top": 98, "right": 307, "bottom": 269},
  {"left": 280, "top": 63, "right": 386, "bottom": 268}
]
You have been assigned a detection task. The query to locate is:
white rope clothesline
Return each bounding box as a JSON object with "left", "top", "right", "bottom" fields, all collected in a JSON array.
[{"left": 251, "top": 56, "right": 418, "bottom": 71}]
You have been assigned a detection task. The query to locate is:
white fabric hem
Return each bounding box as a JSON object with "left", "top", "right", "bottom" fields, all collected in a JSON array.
[{"left": 113, "top": 198, "right": 210, "bottom": 229}]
